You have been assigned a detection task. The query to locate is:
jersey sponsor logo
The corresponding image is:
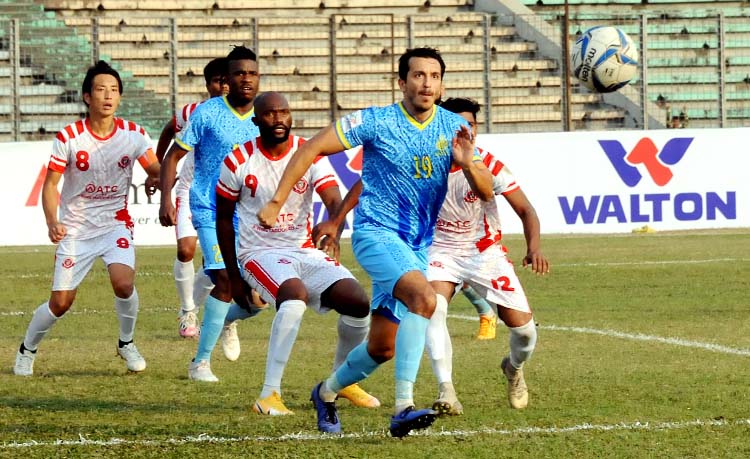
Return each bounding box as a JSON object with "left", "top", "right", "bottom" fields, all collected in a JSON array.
[
  {"left": 117, "top": 155, "right": 131, "bottom": 169},
  {"left": 61, "top": 258, "right": 75, "bottom": 269},
  {"left": 293, "top": 178, "right": 309, "bottom": 195},
  {"left": 277, "top": 258, "right": 292, "bottom": 264},
  {"left": 557, "top": 137, "right": 736, "bottom": 225},
  {"left": 436, "top": 218, "right": 472, "bottom": 230},
  {"left": 339, "top": 110, "right": 363, "bottom": 133},
  {"left": 599, "top": 137, "right": 692, "bottom": 187},
  {"left": 84, "top": 183, "right": 120, "bottom": 195}
]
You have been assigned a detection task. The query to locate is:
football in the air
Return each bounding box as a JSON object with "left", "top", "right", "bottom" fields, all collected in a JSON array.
[{"left": 571, "top": 26, "right": 639, "bottom": 93}]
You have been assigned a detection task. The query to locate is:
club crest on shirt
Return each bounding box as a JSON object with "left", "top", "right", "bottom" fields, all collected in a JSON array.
[
  {"left": 464, "top": 190, "right": 478, "bottom": 203},
  {"left": 339, "top": 110, "right": 363, "bottom": 133},
  {"left": 61, "top": 258, "right": 75, "bottom": 269},
  {"left": 117, "top": 155, "right": 131, "bottom": 169},
  {"left": 435, "top": 135, "right": 450, "bottom": 157},
  {"left": 292, "top": 178, "right": 309, "bottom": 195},
  {"left": 429, "top": 260, "right": 444, "bottom": 268}
]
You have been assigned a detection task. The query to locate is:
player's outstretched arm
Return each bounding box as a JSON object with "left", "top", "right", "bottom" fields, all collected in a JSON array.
[
  {"left": 42, "top": 169, "right": 66, "bottom": 244},
  {"left": 216, "top": 194, "right": 252, "bottom": 310},
  {"left": 452, "top": 125, "right": 494, "bottom": 201},
  {"left": 258, "top": 125, "right": 346, "bottom": 228},
  {"left": 312, "top": 179, "right": 363, "bottom": 259},
  {"left": 158, "top": 143, "right": 187, "bottom": 227},
  {"left": 505, "top": 189, "right": 549, "bottom": 275},
  {"left": 155, "top": 118, "right": 176, "bottom": 163}
]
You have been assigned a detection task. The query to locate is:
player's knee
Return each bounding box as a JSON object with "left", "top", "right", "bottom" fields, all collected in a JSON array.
[
  {"left": 112, "top": 281, "right": 134, "bottom": 298},
  {"left": 410, "top": 290, "right": 437, "bottom": 319},
  {"left": 277, "top": 278, "right": 308, "bottom": 306},
  {"left": 324, "top": 279, "right": 370, "bottom": 318},
  {"left": 367, "top": 341, "right": 394, "bottom": 363},
  {"left": 48, "top": 299, "right": 74, "bottom": 317}
]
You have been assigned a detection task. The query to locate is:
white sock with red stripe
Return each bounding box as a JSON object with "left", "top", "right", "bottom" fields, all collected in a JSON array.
[{"left": 260, "top": 299, "right": 306, "bottom": 398}]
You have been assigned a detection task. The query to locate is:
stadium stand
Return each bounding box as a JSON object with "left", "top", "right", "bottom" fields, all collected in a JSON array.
[{"left": 1, "top": 0, "right": 748, "bottom": 140}]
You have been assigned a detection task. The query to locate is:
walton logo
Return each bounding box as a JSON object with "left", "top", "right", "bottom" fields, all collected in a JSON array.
[{"left": 598, "top": 137, "right": 693, "bottom": 187}]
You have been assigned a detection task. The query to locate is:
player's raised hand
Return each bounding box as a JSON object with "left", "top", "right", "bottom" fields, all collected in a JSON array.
[
  {"left": 451, "top": 124, "right": 476, "bottom": 168},
  {"left": 523, "top": 250, "right": 550, "bottom": 275},
  {"left": 312, "top": 219, "right": 340, "bottom": 258},
  {"left": 47, "top": 222, "right": 67, "bottom": 244},
  {"left": 158, "top": 198, "right": 177, "bottom": 227},
  {"left": 257, "top": 201, "right": 280, "bottom": 229}
]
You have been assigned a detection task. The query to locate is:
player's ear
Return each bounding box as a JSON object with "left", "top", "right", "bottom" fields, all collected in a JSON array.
[
  {"left": 82, "top": 92, "right": 91, "bottom": 106},
  {"left": 397, "top": 78, "right": 406, "bottom": 93}
]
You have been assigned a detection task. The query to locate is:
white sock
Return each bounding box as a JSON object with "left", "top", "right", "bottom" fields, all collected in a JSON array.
[
  {"left": 426, "top": 294, "right": 453, "bottom": 384},
  {"left": 174, "top": 259, "right": 196, "bottom": 313},
  {"left": 260, "top": 299, "right": 306, "bottom": 398},
  {"left": 509, "top": 318, "right": 537, "bottom": 369},
  {"left": 192, "top": 268, "right": 214, "bottom": 313},
  {"left": 23, "top": 302, "right": 59, "bottom": 351},
  {"left": 333, "top": 314, "right": 370, "bottom": 370},
  {"left": 115, "top": 288, "right": 139, "bottom": 343}
]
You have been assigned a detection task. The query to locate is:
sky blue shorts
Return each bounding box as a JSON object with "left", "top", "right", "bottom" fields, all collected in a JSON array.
[{"left": 352, "top": 225, "right": 428, "bottom": 323}]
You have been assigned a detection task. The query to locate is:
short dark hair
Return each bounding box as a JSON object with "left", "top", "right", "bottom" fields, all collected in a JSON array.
[
  {"left": 440, "top": 97, "right": 480, "bottom": 118},
  {"left": 398, "top": 47, "right": 445, "bottom": 81},
  {"left": 203, "top": 57, "right": 228, "bottom": 85},
  {"left": 226, "top": 45, "right": 257, "bottom": 63},
  {"left": 81, "top": 60, "right": 123, "bottom": 100}
]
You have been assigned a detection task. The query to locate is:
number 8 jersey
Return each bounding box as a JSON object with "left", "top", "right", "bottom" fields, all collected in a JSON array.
[{"left": 49, "top": 118, "right": 156, "bottom": 240}]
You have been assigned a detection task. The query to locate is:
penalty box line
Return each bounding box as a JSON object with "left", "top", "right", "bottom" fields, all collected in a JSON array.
[{"left": 2, "top": 418, "right": 749, "bottom": 449}]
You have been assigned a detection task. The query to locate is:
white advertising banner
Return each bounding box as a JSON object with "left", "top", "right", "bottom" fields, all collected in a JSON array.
[
  {"left": 1, "top": 128, "right": 747, "bottom": 245},
  {"left": 478, "top": 128, "right": 749, "bottom": 234}
]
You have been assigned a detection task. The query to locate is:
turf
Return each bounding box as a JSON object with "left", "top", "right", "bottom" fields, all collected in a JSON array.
[{"left": 0, "top": 229, "right": 748, "bottom": 458}]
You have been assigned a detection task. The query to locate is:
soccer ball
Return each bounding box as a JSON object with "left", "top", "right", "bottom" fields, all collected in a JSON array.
[{"left": 571, "top": 26, "right": 639, "bottom": 93}]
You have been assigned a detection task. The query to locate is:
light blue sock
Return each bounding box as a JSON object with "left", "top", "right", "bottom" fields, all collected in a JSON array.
[
  {"left": 462, "top": 284, "right": 493, "bottom": 316},
  {"left": 195, "top": 295, "right": 231, "bottom": 362},
  {"left": 392, "top": 311, "right": 429, "bottom": 410},
  {"left": 224, "top": 303, "right": 260, "bottom": 323},
  {"left": 328, "top": 341, "right": 380, "bottom": 393}
]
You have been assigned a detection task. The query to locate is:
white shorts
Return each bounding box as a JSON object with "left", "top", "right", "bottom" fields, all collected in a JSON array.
[
  {"left": 52, "top": 226, "right": 135, "bottom": 291},
  {"left": 174, "top": 186, "right": 197, "bottom": 240},
  {"left": 240, "top": 247, "right": 354, "bottom": 313},
  {"left": 427, "top": 243, "right": 531, "bottom": 313}
]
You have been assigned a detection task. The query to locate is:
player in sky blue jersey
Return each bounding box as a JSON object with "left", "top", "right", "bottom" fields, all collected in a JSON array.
[
  {"left": 258, "top": 47, "right": 494, "bottom": 437},
  {"left": 159, "top": 46, "right": 264, "bottom": 382}
]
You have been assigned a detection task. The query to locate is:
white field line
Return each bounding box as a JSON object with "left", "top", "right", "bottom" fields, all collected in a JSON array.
[
  {"left": 449, "top": 314, "right": 750, "bottom": 357},
  {"left": 1, "top": 418, "right": 749, "bottom": 449},
  {"left": 556, "top": 257, "right": 750, "bottom": 267}
]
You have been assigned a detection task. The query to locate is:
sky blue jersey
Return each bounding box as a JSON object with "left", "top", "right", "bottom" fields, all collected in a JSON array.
[
  {"left": 175, "top": 96, "right": 259, "bottom": 228},
  {"left": 335, "top": 102, "right": 473, "bottom": 250}
]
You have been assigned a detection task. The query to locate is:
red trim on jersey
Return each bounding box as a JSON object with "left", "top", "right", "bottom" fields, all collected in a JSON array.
[
  {"left": 56, "top": 131, "right": 67, "bottom": 143},
  {"left": 475, "top": 213, "right": 502, "bottom": 252},
  {"left": 491, "top": 162, "right": 502, "bottom": 176},
  {"left": 86, "top": 117, "right": 118, "bottom": 141},
  {"left": 216, "top": 181, "right": 240, "bottom": 201},
  {"left": 64, "top": 125, "right": 75, "bottom": 139},
  {"left": 501, "top": 186, "right": 520, "bottom": 196},
  {"left": 246, "top": 260, "right": 279, "bottom": 298},
  {"left": 314, "top": 179, "right": 337, "bottom": 194},
  {"left": 47, "top": 161, "right": 66, "bottom": 173},
  {"left": 114, "top": 206, "right": 135, "bottom": 231},
  {"left": 257, "top": 135, "right": 295, "bottom": 161},
  {"left": 75, "top": 120, "right": 85, "bottom": 134},
  {"left": 232, "top": 146, "right": 247, "bottom": 167},
  {"left": 223, "top": 156, "right": 238, "bottom": 173},
  {"left": 302, "top": 216, "right": 315, "bottom": 248}
]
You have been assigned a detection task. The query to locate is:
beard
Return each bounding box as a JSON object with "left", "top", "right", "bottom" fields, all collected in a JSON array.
[{"left": 259, "top": 125, "right": 291, "bottom": 145}]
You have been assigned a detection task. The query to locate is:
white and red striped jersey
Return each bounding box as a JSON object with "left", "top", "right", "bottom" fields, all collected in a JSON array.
[
  {"left": 49, "top": 117, "right": 157, "bottom": 240},
  {"left": 216, "top": 135, "right": 338, "bottom": 260},
  {"left": 174, "top": 101, "right": 201, "bottom": 134},
  {"left": 432, "top": 148, "right": 520, "bottom": 255}
]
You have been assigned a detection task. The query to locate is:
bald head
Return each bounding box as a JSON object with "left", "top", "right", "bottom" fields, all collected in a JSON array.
[{"left": 253, "top": 91, "right": 292, "bottom": 145}]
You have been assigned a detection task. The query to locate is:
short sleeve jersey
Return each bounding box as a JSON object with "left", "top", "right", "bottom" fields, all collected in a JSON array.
[
  {"left": 48, "top": 118, "right": 157, "bottom": 240},
  {"left": 334, "top": 102, "right": 471, "bottom": 250},
  {"left": 432, "top": 147, "right": 520, "bottom": 255},
  {"left": 175, "top": 96, "right": 259, "bottom": 227},
  {"left": 173, "top": 101, "right": 201, "bottom": 191},
  {"left": 216, "top": 135, "right": 338, "bottom": 261}
]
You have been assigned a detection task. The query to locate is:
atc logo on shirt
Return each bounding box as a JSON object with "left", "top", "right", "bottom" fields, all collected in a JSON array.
[{"left": 598, "top": 137, "right": 693, "bottom": 187}]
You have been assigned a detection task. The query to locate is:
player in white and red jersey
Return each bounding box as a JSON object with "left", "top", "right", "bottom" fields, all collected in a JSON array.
[
  {"left": 424, "top": 97, "right": 550, "bottom": 415},
  {"left": 155, "top": 57, "right": 228, "bottom": 338},
  {"left": 13, "top": 61, "right": 160, "bottom": 377},
  {"left": 216, "top": 92, "right": 378, "bottom": 416}
]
